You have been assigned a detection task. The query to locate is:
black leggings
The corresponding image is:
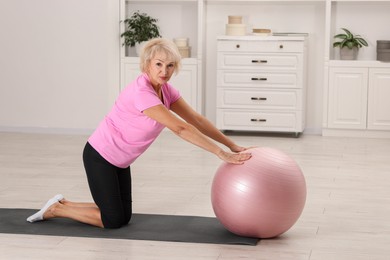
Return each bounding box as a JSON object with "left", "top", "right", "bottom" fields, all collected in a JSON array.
[{"left": 82, "top": 142, "right": 132, "bottom": 229}]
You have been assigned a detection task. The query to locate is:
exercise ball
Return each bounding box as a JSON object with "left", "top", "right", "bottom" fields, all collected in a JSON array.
[{"left": 211, "top": 147, "right": 306, "bottom": 238}]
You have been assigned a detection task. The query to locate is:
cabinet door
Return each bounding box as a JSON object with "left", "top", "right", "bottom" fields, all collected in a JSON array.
[
  {"left": 121, "top": 60, "right": 198, "bottom": 111},
  {"left": 328, "top": 67, "right": 368, "bottom": 129},
  {"left": 368, "top": 68, "right": 390, "bottom": 130},
  {"left": 121, "top": 62, "right": 140, "bottom": 89},
  {"left": 169, "top": 64, "right": 198, "bottom": 111}
]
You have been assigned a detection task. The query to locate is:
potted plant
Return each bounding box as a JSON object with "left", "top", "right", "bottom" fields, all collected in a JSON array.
[
  {"left": 333, "top": 28, "right": 368, "bottom": 60},
  {"left": 121, "top": 11, "right": 161, "bottom": 55}
]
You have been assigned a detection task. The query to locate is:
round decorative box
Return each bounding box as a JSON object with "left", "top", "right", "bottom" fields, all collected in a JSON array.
[
  {"left": 226, "top": 24, "right": 246, "bottom": 36},
  {"left": 228, "top": 15, "right": 242, "bottom": 24},
  {"left": 178, "top": 46, "right": 191, "bottom": 58},
  {"left": 174, "top": 38, "right": 189, "bottom": 48}
]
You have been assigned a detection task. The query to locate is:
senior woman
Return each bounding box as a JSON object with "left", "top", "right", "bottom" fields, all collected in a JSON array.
[{"left": 27, "top": 38, "right": 251, "bottom": 229}]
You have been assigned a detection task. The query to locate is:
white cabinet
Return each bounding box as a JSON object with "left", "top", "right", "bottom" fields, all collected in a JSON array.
[
  {"left": 326, "top": 65, "right": 390, "bottom": 134},
  {"left": 216, "top": 36, "right": 307, "bottom": 135}
]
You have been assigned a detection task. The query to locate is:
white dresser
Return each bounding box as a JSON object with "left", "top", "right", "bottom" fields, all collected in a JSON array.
[{"left": 216, "top": 35, "right": 307, "bottom": 136}]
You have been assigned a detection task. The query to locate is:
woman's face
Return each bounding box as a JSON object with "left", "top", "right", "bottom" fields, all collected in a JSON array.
[{"left": 147, "top": 52, "right": 175, "bottom": 88}]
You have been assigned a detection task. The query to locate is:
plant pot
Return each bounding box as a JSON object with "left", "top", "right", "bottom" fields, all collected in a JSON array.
[
  {"left": 135, "top": 41, "right": 147, "bottom": 56},
  {"left": 340, "top": 47, "right": 358, "bottom": 60}
]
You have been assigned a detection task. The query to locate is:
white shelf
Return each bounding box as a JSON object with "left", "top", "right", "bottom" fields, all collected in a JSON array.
[
  {"left": 208, "top": 0, "right": 324, "bottom": 2},
  {"left": 327, "top": 1, "right": 390, "bottom": 60},
  {"left": 127, "top": 0, "right": 198, "bottom": 3},
  {"left": 122, "top": 56, "right": 198, "bottom": 65},
  {"left": 329, "top": 60, "right": 390, "bottom": 68},
  {"left": 123, "top": 0, "right": 200, "bottom": 59},
  {"left": 120, "top": 0, "right": 205, "bottom": 114},
  {"left": 330, "top": 0, "right": 390, "bottom": 2}
]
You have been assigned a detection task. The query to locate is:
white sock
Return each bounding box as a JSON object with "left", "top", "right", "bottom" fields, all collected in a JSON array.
[
  {"left": 54, "top": 194, "right": 64, "bottom": 202},
  {"left": 26, "top": 194, "right": 64, "bottom": 223}
]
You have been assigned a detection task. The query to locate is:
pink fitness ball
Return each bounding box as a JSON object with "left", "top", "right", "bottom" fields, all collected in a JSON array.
[{"left": 211, "top": 147, "right": 306, "bottom": 238}]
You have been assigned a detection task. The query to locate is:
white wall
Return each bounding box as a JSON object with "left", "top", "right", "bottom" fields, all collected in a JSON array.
[
  {"left": 0, "top": 0, "right": 326, "bottom": 135},
  {"left": 0, "top": 0, "right": 120, "bottom": 134},
  {"left": 204, "top": 2, "right": 326, "bottom": 134}
]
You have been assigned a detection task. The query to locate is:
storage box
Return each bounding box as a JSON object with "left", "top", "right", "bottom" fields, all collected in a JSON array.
[
  {"left": 174, "top": 38, "right": 188, "bottom": 47},
  {"left": 178, "top": 46, "right": 191, "bottom": 58},
  {"left": 228, "top": 15, "right": 242, "bottom": 24},
  {"left": 226, "top": 24, "right": 246, "bottom": 36},
  {"left": 377, "top": 40, "right": 390, "bottom": 49},
  {"left": 377, "top": 40, "right": 390, "bottom": 62},
  {"left": 377, "top": 50, "right": 390, "bottom": 62}
]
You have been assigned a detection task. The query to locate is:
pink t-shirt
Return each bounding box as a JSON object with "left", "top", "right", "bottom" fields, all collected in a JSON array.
[{"left": 88, "top": 73, "right": 181, "bottom": 168}]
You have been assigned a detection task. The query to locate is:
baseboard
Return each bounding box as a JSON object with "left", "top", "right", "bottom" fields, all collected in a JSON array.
[
  {"left": 302, "top": 127, "right": 322, "bottom": 135},
  {"left": 322, "top": 128, "right": 390, "bottom": 138}
]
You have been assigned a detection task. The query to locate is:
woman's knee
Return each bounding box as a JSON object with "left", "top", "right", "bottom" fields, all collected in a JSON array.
[{"left": 102, "top": 213, "right": 132, "bottom": 229}]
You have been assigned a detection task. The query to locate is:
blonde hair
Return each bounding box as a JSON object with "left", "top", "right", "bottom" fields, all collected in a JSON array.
[{"left": 139, "top": 38, "right": 182, "bottom": 75}]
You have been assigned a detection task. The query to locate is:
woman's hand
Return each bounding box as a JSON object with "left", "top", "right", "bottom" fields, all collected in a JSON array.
[
  {"left": 217, "top": 150, "right": 252, "bottom": 165},
  {"left": 229, "top": 144, "right": 248, "bottom": 153}
]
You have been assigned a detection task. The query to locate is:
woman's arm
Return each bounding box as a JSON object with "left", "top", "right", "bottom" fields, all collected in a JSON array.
[
  {"left": 143, "top": 103, "right": 251, "bottom": 164},
  {"left": 170, "top": 98, "right": 247, "bottom": 153}
]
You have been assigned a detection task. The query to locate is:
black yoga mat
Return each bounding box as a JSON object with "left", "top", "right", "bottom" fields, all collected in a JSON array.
[{"left": 0, "top": 208, "right": 259, "bottom": 246}]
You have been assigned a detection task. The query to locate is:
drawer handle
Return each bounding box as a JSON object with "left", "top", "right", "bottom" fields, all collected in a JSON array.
[
  {"left": 279, "top": 44, "right": 284, "bottom": 49},
  {"left": 251, "top": 77, "right": 267, "bottom": 81},
  {"left": 251, "top": 60, "right": 268, "bottom": 63},
  {"left": 251, "top": 119, "right": 267, "bottom": 122},
  {"left": 251, "top": 97, "right": 267, "bottom": 101},
  {"left": 236, "top": 44, "right": 240, "bottom": 49}
]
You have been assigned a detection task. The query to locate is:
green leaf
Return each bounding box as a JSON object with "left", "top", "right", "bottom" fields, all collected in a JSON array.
[
  {"left": 120, "top": 11, "right": 161, "bottom": 47},
  {"left": 333, "top": 28, "right": 368, "bottom": 49}
]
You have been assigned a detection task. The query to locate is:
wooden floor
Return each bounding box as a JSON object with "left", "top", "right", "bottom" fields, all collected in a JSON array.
[{"left": 0, "top": 131, "right": 389, "bottom": 260}]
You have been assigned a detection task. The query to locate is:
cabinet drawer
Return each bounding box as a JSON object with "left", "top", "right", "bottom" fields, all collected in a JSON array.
[
  {"left": 217, "top": 70, "right": 300, "bottom": 88},
  {"left": 217, "top": 40, "right": 304, "bottom": 53},
  {"left": 216, "top": 109, "right": 303, "bottom": 132},
  {"left": 218, "top": 53, "right": 302, "bottom": 71},
  {"left": 217, "top": 88, "right": 302, "bottom": 110}
]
